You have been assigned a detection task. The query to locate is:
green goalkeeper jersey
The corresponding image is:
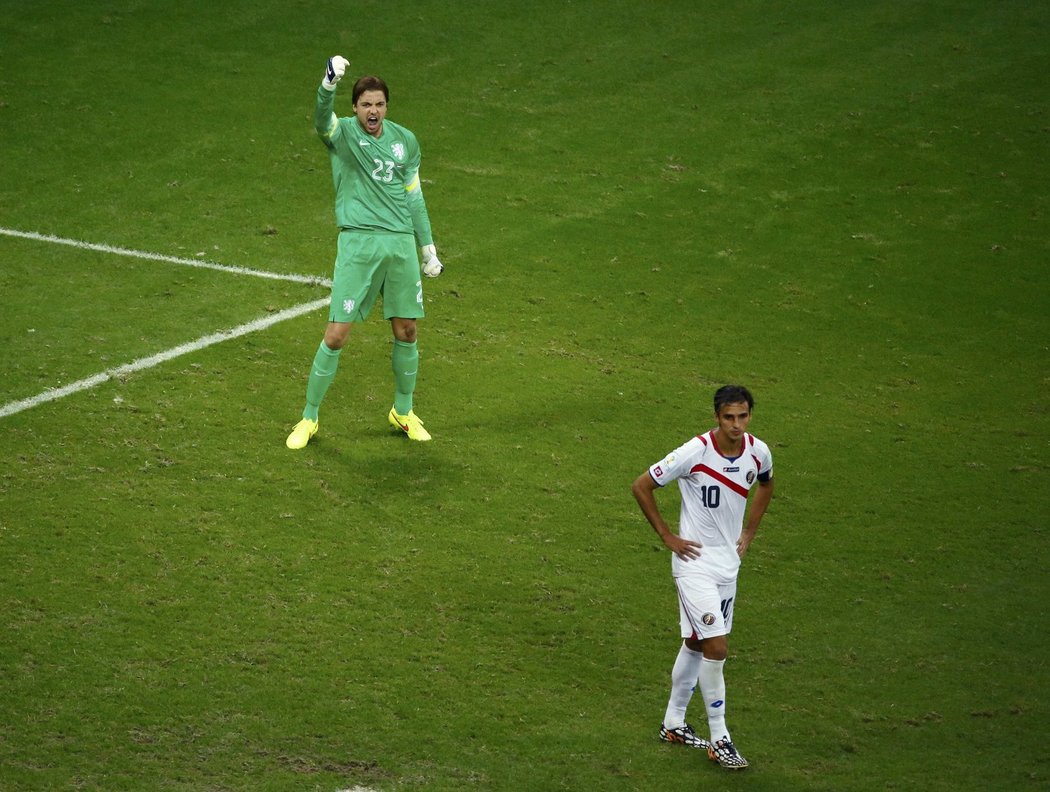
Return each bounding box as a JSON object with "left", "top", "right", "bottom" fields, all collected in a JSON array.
[{"left": 314, "top": 85, "right": 434, "bottom": 246}]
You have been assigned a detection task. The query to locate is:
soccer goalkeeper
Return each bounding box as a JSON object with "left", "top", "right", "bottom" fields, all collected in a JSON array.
[{"left": 287, "top": 55, "right": 444, "bottom": 449}]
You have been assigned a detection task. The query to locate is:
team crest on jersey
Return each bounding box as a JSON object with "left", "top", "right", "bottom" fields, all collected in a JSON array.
[
  {"left": 746, "top": 470, "right": 756, "bottom": 484},
  {"left": 702, "top": 613, "right": 716, "bottom": 626},
  {"left": 391, "top": 142, "right": 406, "bottom": 161}
]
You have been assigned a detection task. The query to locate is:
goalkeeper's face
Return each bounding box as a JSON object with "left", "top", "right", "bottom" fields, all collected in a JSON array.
[{"left": 353, "top": 90, "right": 387, "bottom": 138}]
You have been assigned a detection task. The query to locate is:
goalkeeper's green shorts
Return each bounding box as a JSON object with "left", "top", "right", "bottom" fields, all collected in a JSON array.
[{"left": 328, "top": 230, "right": 424, "bottom": 323}]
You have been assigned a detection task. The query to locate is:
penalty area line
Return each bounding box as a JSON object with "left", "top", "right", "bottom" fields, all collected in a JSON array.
[
  {"left": 0, "top": 227, "right": 332, "bottom": 287},
  {"left": 0, "top": 297, "right": 330, "bottom": 420}
]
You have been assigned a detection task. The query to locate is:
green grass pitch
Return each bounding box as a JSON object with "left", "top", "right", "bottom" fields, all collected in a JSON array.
[{"left": 1, "top": 1, "right": 1047, "bottom": 790}]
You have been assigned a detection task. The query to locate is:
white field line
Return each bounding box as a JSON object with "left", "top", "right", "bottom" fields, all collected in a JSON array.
[
  {"left": 0, "top": 297, "right": 330, "bottom": 419},
  {"left": 1, "top": 227, "right": 331, "bottom": 418},
  {"left": 0, "top": 227, "right": 332, "bottom": 287}
]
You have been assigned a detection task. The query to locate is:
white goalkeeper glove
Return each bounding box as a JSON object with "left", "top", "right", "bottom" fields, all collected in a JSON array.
[
  {"left": 420, "top": 244, "right": 444, "bottom": 278},
  {"left": 322, "top": 56, "right": 349, "bottom": 90}
]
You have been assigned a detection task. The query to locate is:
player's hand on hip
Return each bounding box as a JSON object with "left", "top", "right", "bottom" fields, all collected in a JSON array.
[
  {"left": 664, "top": 535, "right": 702, "bottom": 561},
  {"left": 420, "top": 244, "right": 444, "bottom": 278},
  {"left": 323, "top": 56, "right": 349, "bottom": 90}
]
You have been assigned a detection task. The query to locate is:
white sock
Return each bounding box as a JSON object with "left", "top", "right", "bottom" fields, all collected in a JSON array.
[
  {"left": 662, "top": 644, "right": 703, "bottom": 729},
  {"left": 698, "top": 656, "right": 730, "bottom": 743}
]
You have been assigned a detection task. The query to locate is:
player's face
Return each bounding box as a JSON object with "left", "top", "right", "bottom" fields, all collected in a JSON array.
[
  {"left": 715, "top": 401, "right": 752, "bottom": 444},
  {"left": 354, "top": 90, "right": 387, "bottom": 137}
]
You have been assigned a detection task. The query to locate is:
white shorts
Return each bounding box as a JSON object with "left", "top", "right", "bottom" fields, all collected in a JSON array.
[{"left": 675, "top": 574, "right": 737, "bottom": 640}]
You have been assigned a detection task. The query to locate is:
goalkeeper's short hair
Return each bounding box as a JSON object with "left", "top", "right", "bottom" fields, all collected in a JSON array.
[{"left": 352, "top": 75, "right": 389, "bottom": 104}]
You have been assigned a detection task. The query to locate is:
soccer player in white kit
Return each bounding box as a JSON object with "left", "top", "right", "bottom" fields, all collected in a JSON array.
[{"left": 631, "top": 385, "right": 775, "bottom": 770}]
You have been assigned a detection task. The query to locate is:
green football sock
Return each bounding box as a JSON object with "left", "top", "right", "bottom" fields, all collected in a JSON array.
[
  {"left": 303, "top": 341, "right": 341, "bottom": 421},
  {"left": 391, "top": 339, "right": 418, "bottom": 415}
]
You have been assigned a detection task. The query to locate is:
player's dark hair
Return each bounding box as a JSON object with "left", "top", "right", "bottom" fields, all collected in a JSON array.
[
  {"left": 713, "top": 384, "right": 754, "bottom": 415},
  {"left": 352, "top": 75, "right": 389, "bottom": 105}
]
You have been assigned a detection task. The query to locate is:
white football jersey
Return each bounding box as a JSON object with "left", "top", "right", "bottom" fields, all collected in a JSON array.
[{"left": 648, "top": 430, "right": 773, "bottom": 579}]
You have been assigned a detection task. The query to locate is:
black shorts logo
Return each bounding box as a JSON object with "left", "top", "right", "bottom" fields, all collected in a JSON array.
[{"left": 701, "top": 612, "right": 716, "bottom": 625}]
